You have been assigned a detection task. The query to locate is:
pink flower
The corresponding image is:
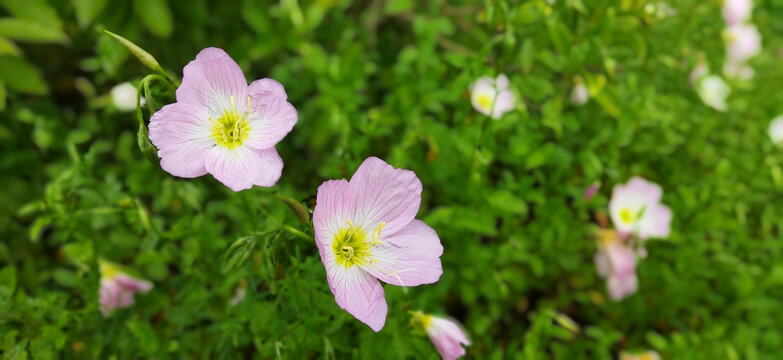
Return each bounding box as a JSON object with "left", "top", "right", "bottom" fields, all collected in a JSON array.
[
  {"left": 722, "top": 0, "right": 752, "bottom": 26},
  {"left": 469, "top": 74, "right": 514, "bottom": 119},
  {"left": 99, "top": 261, "right": 153, "bottom": 316},
  {"left": 583, "top": 182, "right": 600, "bottom": 201},
  {"left": 411, "top": 312, "right": 470, "bottom": 360},
  {"left": 313, "top": 157, "right": 444, "bottom": 331},
  {"left": 609, "top": 177, "right": 672, "bottom": 240},
  {"left": 594, "top": 230, "right": 638, "bottom": 300},
  {"left": 724, "top": 24, "right": 761, "bottom": 64},
  {"left": 149, "top": 48, "right": 297, "bottom": 191}
]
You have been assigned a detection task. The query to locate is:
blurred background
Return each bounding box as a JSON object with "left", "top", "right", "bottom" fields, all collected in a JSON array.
[{"left": 1, "top": 0, "right": 783, "bottom": 358}]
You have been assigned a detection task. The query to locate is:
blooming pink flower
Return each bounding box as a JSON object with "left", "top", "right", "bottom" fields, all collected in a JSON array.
[
  {"left": 411, "top": 312, "right": 470, "bottom": 360},
  {"left": 722, "top": 0, "right": 752, "bottom": 26},
  {"left": 609, "top": 177, "right": 672, "bottom": 240},
  {"left": 99, "top": 261, "right": 153, "bottom": 316},
  {"left": 469, "top": 74, "right": 514, "bottom": 119},
  {"left": 313, "top": 157, "right": 443, "bottom": 331},
  {"left": 724, "top": 24, "right": 761, "bottom": 64},
  {"left": 149, "top": 48, "right": 297, "bottom": 191},
  {"left": 594, "top": 230, "right": 638, "bottom": 301}
]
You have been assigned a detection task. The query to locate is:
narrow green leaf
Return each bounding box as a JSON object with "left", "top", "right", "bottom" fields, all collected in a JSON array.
[
  {"left": 0, "top": 0, "right": 61, "bottom": 28},
  {"left": 0, "top": 80, "right": 5, "bottom": 111},
  {"left": 71, "top": 0, "right": 108, "bottom": 27},
  {"left": 222, "top": 236, "right": 258, "bottom": 274},
  {"left": 0, "top": 55, "right": 48, "bottom": 94},
  {"left": 134, "top": 0, "right": 173, "bottom": 38},
  {"left": 0, "top": 18, "right": 66, "bottom": 43}
]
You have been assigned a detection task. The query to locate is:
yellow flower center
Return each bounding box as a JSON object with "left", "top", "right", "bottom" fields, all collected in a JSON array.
[
  {"left": 410, "top": 311, "right": 433, "bottom": 331},
  {"left": 619, "top": 208, "right": 635, "bottom": 224},
  {"left": 476, "top": 94, "right": 493, "bottom": 110},
  {"left": 99, "top": 261, "right": 121, "bottom": 280},
  {"left": 332, "top": 220, "right": 385, "bottom": 268},
  {"left": 211, "top": 96, "right": 252, "bottom": 149}
]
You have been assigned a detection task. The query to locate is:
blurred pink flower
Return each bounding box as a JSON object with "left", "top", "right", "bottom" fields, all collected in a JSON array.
[
  {"left": 594, "top": 230, "right": 638, "bottom": 301},
  {"left": 695, "top": 75, "right": 730, "bottom": 112},
  {"left": 620, "top": 350, "right": 661, "bottom": 360},
  {"left": 99, "top": 261, "right": 153, "bottom": 316},
  {"left": 469, "top": 74, "right": 514, "bottom": 119},
  {"left": 313, "top": 157, "right": 443, "bottom": 331},
  {"left": 722, "top": 0, "right": 752, "bottom": 26},
  {"left": 724, "top": 24, "right": 761, "bottom": 64},
  {"left": 149, "top": 48, "right": 297, "bottom": 191},
  {"left": 583, "top": 182, "right": 600, "bottom": 201},
  {"left": 412, "top": 312, "right": 470, "bottom": 360},
  {"left": 609, "top": 177, "right": 672, "bottom": 240}
]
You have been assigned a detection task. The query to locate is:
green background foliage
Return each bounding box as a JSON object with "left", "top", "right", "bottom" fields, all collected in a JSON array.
[{"left": 2, "top": 0, "right": 783, "bottom": 358}]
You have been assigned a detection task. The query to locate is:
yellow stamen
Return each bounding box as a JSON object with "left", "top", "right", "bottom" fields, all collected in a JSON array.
[
  {"left": 247, "top": 96, "right": 252, "bottom": 113},
  {"left": 619, "top": 208, "right": 635, "bottom": 224},
  {"left": 230, "top": 95, "right": 236, "bottom": 111},
  {"left": 370, "top": 222, "right": 385, "bottom": 245}
]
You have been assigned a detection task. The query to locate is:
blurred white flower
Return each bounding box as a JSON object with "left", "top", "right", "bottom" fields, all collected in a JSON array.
[
  {"left": 769, "top": 115, "right": 783, "bottom": 146},
  {"left": 229, "top": 278, "right": 248, "bottom": 307},
  {"left": 111, "top": 82, "right": 144, "bottom": 112},
  {"left": 724, "top": 24, "right": 761, "bottom": 64},
  {"left": 644, "top": 2, "right": 676, "bottom": 18},
  {"left": 620, "top": 350, "right": 661, "bottom": 360},
  {"left": 723, "top": 61, "right": 754, "bottom": 80},
  {"left": 722, "top": 0, "right": 752, "bottom": 26},
  {"left": 570, "top": 78, "right": 589, "bottom": 106},
  {"left": 696, "top": 75, "right": 730, "bottom": 111},
  {"left": 469, "top": 74, "right": 515, "bottom": 119}
]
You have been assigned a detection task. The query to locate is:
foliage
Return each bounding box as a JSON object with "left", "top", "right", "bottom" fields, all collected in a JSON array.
[{"left": 2, "top": 0, "right": 783, "bottom": 358}]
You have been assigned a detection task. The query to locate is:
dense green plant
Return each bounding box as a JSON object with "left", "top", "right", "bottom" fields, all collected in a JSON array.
[{"left": 2, "top": 0, "right": 783, "bottom": 358}]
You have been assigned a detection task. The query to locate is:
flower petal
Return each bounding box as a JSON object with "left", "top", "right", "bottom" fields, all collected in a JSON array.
[
  {"left": 360, "top": 220, "right": 443, "bottom": 287},
  {"left": 322, "top": 254, "right": 387, "bottom": 332},
  {"left": 490, "top": 89, "right": 514, "bottom": 118},
  {"left": 248, "top": 78, "right": 288, "bottom": 100},
  {"left": 176, "top": 47, "right": 248, "bottom": 116},
  {"left": 245, "top": 90, "right": 298, "bottom": 150},
  {"left": 348, "top": 157, "right": 422, "bottom": 236},
  {"left": 638, "top": 203, "right": 672, "bottom": 240},
  {"left": 495, "top": 74, "right": 509, "bottom": 90},
  {"left": 115, "top": 274, "right": 153, "bottom": 293},
  {"left": 428, "top": 317, "right": 470, "bottom": 360},
  {"left": 313, "top": 179, "right": 355, "bottom": 247},
  {"left": 204, "top": 145, "right": 283, "bottom": 191},
  {"left": 148, "top": 102, "right": 213, "bottom": 178}
]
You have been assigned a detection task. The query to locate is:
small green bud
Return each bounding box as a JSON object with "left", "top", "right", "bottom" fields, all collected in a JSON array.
[
  {"left": 137, "top": 122, "right": 159, "bottom": 164},
  {"left": 103, "top": 30, "right": 163, "bottom": 73},
  {"left": 278, "top": 196, "right": 310, "bottom": 225}
]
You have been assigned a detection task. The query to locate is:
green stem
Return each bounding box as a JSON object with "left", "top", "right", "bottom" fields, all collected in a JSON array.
[{"left": 282, "top": 225, "right": 315, "bottom": 243}]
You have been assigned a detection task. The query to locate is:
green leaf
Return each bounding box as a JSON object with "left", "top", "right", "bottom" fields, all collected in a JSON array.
[
  {"left": 487, "top": 190, "right": 528, "bottom": 216},
  {"left": 134, "top": 0, "right": 173, "bottom": 38},
  {"left": 29, "top": 215, "right": 53, "bottom": 243},
  {"left": 0, "top": 0, "right": 62, "bottom": 29},
  {"left": 0, "top": 80, "right": 5, "bottom": 111},
  {"left": 0, "top": 18, "right": 66, "bottom": 43},
  {"left": 71, "top": 0, "right": 108, "bottom": 27},
  {"left": 0, "top": 38, "right": 20, "bottom": 56},
  {"left": 0, "top": 55, "right": 48, "bottom": 94},
  {"left": 103, "top": 30, "right": 163, "bottom": 72},
  {"left": 222, "top": 236, "right": 258, "bottom": 274},
  {"left": 0, "top": 265, "right": 16, "bottom": 294}
]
